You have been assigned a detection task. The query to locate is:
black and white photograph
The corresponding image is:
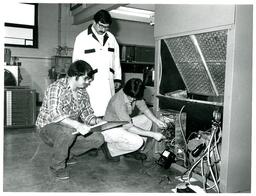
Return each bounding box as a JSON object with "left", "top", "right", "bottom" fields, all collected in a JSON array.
[{"left": 1, "top": 0, "right": 254, "bottom": 194}]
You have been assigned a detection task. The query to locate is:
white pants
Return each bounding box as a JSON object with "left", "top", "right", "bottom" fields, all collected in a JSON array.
[{"left": 101, "top": 114, "right": 153, "bottom": 157}]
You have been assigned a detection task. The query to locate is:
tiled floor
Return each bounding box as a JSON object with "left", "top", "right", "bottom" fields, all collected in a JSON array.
[{"left": 3, "top": 128, "right": 183, "bottom": 192}]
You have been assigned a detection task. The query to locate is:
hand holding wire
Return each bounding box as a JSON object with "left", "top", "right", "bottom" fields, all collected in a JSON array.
[
  {"left": 156, "top": 119, "right": 168, "bottom": 129},
  {"left": 153, "top": 132, "right": 166, "bottom": 141}
]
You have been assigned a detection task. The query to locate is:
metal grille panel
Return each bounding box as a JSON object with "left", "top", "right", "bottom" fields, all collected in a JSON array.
[
  {"left": 163, "top": 30, "right": 227, "bottom": 96},
  {"left": 206, "top": 62, "right": 226, "bottom": 95},
  {"left": 196, "top": 30, "right": 227, "bottom": 62},
  {"left": 165, "top": 36, "right": 201, "bottom": 63},
  {"left": 178, "top": 62, "right": 215, "bottom": 95}
]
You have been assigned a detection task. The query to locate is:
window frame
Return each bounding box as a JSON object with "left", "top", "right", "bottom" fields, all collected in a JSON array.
[{"left": 4, "top": 3, "right": 38, "bottom": 48}]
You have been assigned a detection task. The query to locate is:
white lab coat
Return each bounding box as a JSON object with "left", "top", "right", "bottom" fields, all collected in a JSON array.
[{"left": 72, "top": 25, "right": 121, "bottom": 116}]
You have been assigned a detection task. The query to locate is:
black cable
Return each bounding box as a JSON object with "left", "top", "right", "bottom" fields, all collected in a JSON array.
[{"left": 178, "top": 122, "right": 221, "bottom": 193}]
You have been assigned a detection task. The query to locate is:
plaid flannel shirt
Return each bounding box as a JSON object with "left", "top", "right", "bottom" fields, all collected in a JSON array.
[{"left": 36, "top": 78, "right": 96, "bottom": 129}]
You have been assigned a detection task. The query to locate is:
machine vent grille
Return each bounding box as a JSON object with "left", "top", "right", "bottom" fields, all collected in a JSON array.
[{"left": 164, "top": 30, "right": 227, "bottom": 96}]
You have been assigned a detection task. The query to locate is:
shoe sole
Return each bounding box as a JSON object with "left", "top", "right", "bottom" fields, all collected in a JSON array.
[
  {"left": 124, "top": 154, "right": 147, "bottom": 161},
  {"left": 106, "top": 158, "right": 120, "bottom": 162},
  {"left": 56, "top": 176, "right": 70, "bottom": 180},
  {"left": 67, "top": 161, "right": 77, "bottom": 165},
  {"left": 49, "top": 167, "right": 70, "bottom": 180}
]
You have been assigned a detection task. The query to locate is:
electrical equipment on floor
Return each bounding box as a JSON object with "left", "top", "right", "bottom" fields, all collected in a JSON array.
[
  {"left": 156, "top": 109, "right": 186, "bottom": 160},
  {"left": 178, "top": 110, "right": 222, "bottom": 193},
  {"left": 4, "top": 87, "right": 36, "bottom": 128},
  {"left": 156, "top": 149, "right": 176, "bottom": 169}
]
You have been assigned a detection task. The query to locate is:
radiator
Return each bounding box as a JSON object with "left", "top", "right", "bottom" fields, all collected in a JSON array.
[{"left": 4, "top": 88, "right": 36, "bottom": 128}]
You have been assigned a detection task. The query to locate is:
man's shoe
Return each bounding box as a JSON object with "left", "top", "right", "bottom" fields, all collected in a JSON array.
[
  {"left": 133, "top": 152, "right": 147, "bottom": 160},
  {"left": 87, "top": 149, "right": 99, "bottom": 157},
  {"left": 101, "top": 143, "right": 120, "bottom": 162},
  {"left": 124, "top": 151, "right": 147, "bottom": 161},
  {"left": 50, "top": 167, "right": 69, "bottom": 180},
  {"left": 106, "top": 155, "right": 120, "bottom": 162}
]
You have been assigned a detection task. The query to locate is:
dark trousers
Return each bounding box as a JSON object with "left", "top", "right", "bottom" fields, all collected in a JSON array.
[{"left": 37, "top": 123, "right": 104, "bottom": 170}]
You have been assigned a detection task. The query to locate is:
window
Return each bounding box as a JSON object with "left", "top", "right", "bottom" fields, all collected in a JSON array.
[{"left": 4, "top": 3, "right": 38, "bottom": 48}]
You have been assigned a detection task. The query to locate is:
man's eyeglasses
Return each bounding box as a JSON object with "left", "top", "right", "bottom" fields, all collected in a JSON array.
[
  {"left": 97, "top": 22, "right": 110, "bottom": 30},
  {"left": 85, "top": 69, "right": 98, "bottom": 81}
]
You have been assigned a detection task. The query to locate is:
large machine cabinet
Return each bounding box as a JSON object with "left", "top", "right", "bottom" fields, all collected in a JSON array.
[
  {"left": 4, "top": 88, "right": 37, "bottom": 128},
  {"left": 154, "top": 5, "right": 252, "bottom": 193}
]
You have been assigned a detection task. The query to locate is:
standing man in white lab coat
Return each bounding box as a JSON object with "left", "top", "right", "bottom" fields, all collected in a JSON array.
[{"left": 72, "top": 9, "right": 122, "bottom": 117}]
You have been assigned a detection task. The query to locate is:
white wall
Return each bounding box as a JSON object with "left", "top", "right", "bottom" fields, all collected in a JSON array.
[
  {"left": 9, "top": 4, "right": 59, "bottom": 101},
  {"left": 7, "top": 4, "right": 154, "bottom": 101}
]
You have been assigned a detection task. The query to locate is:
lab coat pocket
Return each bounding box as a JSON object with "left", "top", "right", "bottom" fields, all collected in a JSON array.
[
  {"left": 84, "top": 49, "right": 96, "bottom": 54},
  {"left": 108, "top": 47, "right": 115, "bottom": 52}
]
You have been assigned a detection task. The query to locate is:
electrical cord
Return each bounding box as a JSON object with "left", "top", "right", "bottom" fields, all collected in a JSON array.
[
  {"left": 30, "top": 131, "right": 43, "bottom": 161},
  {"left": 30, "top": 142, "right": 42, "bottom": 161},
  {"left": 186, "top": 121, "right": 221, "bottom": 193},
  {"left": 158, "top": 106, "right": 222, "bottom": 192},
  {"left": 212, "top": 132, "right": 221, "bottom": 180},
  {"left": 177, "top": 120, "right": 221, "bottom": 193},
  {"left": 178, "top": 105, "right": 189, "bottom": 167},
  {"left": 200, "top": 157, "right": 206, "bottom": 191},
  {"left": 206, "top": 123, "right": 220, "bottom": 193},
  {"left": 172, "top": 106, "right": 222, "bottom": 193},
  {"left": 178, "top": 105, "right": 187, "bottom": 149},
  {"left": 186, "top": 132, "right": 198, "bottom": 143}
]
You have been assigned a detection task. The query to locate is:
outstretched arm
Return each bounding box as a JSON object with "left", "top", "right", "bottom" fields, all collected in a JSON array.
[
  {"left": 127, "top": 125, "right": 165, "bottom": 141},
  {"left": 143, "top": 109, "right": 168, "bottom": 130}
]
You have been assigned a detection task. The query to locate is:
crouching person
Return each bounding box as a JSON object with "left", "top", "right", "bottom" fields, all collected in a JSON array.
[
  {"left": 35, "top": 60, "right": 104, "bottom": 180},
  {"left": 102, "top": 78, "right": 167, "bottom": 162}
]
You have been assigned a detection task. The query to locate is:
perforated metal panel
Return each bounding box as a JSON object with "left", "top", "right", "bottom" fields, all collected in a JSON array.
[{"left": 164, "top": 29, "right": 227, "bottom": 96}]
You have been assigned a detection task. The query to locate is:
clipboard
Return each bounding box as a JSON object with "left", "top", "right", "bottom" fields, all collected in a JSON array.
[
  {"left": 101, "top": 121, "right": 129, "bottom": 131},
  {"left": 72, "top": 121, "right": 129, "bottom": 135}
]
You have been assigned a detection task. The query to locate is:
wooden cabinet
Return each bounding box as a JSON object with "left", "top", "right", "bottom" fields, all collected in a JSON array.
[{"left": 154, "top": 5, "right": 252, "bottom": 193}]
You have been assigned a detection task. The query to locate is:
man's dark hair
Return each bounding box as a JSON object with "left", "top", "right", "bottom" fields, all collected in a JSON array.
[
  {"left": 94, "top": 9, "right": 112, "bottom": 25},
  {"left": 68, "top": 60, "right": 97, "bottom": 80},
  {"left": 123, "top": 78, "right": 145, "bottom": 100}
]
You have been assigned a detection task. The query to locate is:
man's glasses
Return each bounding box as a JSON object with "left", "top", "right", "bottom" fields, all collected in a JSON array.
[
  {"left": 97, "top": 22, "right": 110, "bottom": 30},
  {"left": 85, "top": 69, "right": 98, "bottom": 81}
]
